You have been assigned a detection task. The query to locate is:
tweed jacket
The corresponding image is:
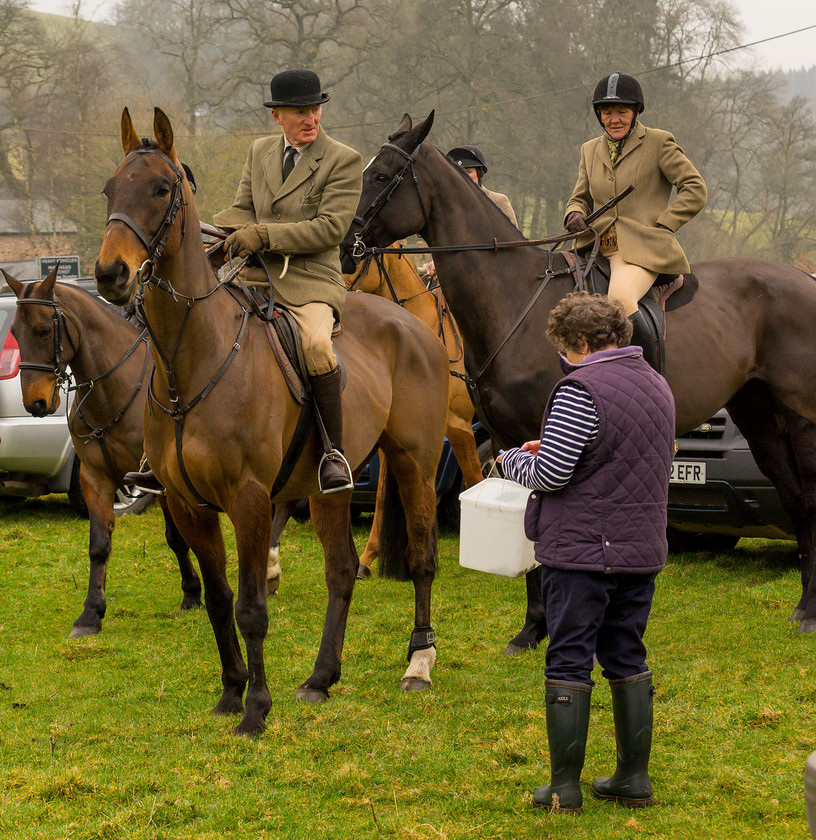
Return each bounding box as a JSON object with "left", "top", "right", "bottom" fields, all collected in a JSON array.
[
  {"left": 564, "top": 122, "right": 706, "bottom": 275},
  {"left": 213, "top": 127, "right": 363, "bottom": 319},
  {"left": 483, "top": 187, "right": 517, "bottom": 226}
]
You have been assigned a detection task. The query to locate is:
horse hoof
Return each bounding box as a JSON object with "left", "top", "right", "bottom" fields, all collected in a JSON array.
[
  {"left": 790, "top": 608, "right": 805, "bottom": 623},
  {"left": 798, "top": 618, "right": 816, "bottom": 634},
  {"left": 503, "top": 641, "right": 536, "bottom": 656},
  {"left": 401, "top": 677, "right": 431, "bottom": 692},
  {"left": 296, "top": 685, "right": 329, "bottom": 704},
  {"left": 69, "top": 624, "right": 100, "bottom": 639},
  {"left": 266, "top": 578, "right": 281, "bottom": 597},
  {"left": 180, "top": 596, "right": 202, "bottom": 611},
  {"left": 233, "top": 718, "right": 265, "bottom": 739},
  {"left": 213, "top": 697, "right": 244, "bottom": 716},
  {"left": 356, "top": 564, "right": 372, "bottom": 580}
]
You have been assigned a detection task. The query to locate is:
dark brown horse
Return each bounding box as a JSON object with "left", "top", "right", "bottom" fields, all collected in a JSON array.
[
  {"left": 93, "top": 108, "right": 450, "bottom": 736},
  {"left": 342, "top": 112, "right": 816, "bottom": 640},
  {"left": 344, "top": 250, "right": 483, "bottom": 575},
  {"left": 2, "top": 267, "right": 203, "bottom": 637}
]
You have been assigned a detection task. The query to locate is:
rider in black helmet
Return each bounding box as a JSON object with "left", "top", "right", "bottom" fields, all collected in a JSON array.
[
  {"left": 446, "top": 145, "right": 517, "bottom": 225},
  {"left": 564, "top": 72, "right": 706, "bottom": 368}
]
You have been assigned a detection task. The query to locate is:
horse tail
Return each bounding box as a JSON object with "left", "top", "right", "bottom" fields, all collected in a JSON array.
[{"left": 378, "top": 462, "right": 438, "bottom": 582}]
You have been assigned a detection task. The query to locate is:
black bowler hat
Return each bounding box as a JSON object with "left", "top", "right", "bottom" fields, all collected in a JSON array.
[{"left": 263, "top": 70, "right": 330, "bottom": 108}]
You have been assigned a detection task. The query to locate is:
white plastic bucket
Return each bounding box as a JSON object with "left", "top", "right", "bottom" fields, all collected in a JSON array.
[{"left": 458, "top": 477, "right": 540, "bottom": 577}]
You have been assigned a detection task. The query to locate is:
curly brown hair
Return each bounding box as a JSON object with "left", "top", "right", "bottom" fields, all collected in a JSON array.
[{"left": 546, "top": 291, "right": 633, "bottom": 354}]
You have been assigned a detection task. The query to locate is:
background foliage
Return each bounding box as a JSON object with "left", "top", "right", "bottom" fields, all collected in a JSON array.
[{"left": 2, "top": 0, "right": 816, "bottom": 273}]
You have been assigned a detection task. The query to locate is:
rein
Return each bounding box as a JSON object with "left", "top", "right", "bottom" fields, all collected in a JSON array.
[{"left": 350, "top": 140, "right": 634, "bottom": 388}]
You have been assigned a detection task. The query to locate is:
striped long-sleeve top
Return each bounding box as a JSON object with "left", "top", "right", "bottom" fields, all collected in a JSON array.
[{"left": 501, "top": 382, "right": 599, "bottom": 491}]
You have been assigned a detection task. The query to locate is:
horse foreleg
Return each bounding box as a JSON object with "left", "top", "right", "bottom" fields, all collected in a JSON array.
[
  {"left": 166, "top": 494, "right": 248, "bottom": 718},
  {"left": 157, "top": 496, "right": 202, "bottom": 611},
  {"left": 298, "top": 493, "right": 358, "bottom": 703},
  {"left": 269, "top": 500, "right": 293, "bottom": 596},
  {"left": 504, "top": 566, "right": 548, "bottom": 656},
  {"left": 357, "top": 451, "right": 387, "bottom": 579},
  {"left": 228, "top": 481, "right": 274, "bottom": 737},
  {"left": 70, "top": 473, "right": 115, "bottom": 638}
]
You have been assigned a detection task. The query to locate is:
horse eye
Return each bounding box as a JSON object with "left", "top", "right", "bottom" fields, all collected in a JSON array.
[
  {"left": 157, "top": 186, "right": 171, "bottom": 197},
  {"left": 37, "top": 325, "right": 52, "bottom": 338},
  {"left": 374, "top": 173, "right": 390, "bottom": 183}
]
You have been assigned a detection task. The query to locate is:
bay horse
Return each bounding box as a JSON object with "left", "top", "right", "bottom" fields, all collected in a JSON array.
[
  {"left": 2, "top": 267, "right": 203, "bottom": 637},
  {"left": 342, "top": 111, "right": 816, "bottom": 641},
  {"left": 93, "top": 108, "right": 450, "bottom": 736},
  {"left": 344, "top": 251, "right": 483, "bottom": 576}
]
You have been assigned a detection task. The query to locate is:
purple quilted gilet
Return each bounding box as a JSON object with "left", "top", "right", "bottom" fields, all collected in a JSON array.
[{"left": 523, "top": 347, "right": 676, "bottom": 573}]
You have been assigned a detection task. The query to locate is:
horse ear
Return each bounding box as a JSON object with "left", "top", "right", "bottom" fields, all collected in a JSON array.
[
  {"left": 153, "top": 107, "right": 178, "bottom": 162},
  {"left": 414, "top": 111, "right": 435, "bottom": 145},
  {"left": 1, "top": 268, "right": 24, "bottom": 298},
  {"left": 121, "top": 107, "right": 141, "bottom": 155},
  {"left": 396, "top": 113, "right": 412, "bottom": 134},
  {"left": 40, "top": 265, "right": 58, "bottom": 299}
]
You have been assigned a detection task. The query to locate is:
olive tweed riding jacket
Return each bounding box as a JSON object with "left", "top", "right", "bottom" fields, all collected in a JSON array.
[
  {"left": 213, "top": 127, "right": 363, "bottom": 320},
  {"left": 564, "top": 122, "right": 706, "bottom": 275}
]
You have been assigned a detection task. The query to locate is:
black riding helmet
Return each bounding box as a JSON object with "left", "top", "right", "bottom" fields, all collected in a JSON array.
[
  {"left": 447, "top": 145, "right": 488, "bottom": 175},
  {"left": 592, "top": 73, "right": 644, "bottom": 126}
]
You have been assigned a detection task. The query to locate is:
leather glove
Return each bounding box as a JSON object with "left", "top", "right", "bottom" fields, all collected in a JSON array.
[
  {"left": 565, "top": 212, "right": 589, "bottom": 234},
  {"left": 224, "top": 224, "right": 269, "bottom": 258}
]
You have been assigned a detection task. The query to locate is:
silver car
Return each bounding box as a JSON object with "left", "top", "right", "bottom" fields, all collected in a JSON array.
[{"left": 0, "top": 280, "right": 149, "bottom": 516}]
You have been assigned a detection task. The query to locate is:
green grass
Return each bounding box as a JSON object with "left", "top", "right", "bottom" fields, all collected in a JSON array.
[{"left": 0, "top": 497, "right": 812, "bottom": 839}]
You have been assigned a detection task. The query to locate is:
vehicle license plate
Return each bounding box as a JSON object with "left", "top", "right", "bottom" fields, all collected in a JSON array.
[{"left": 670, "top": 460, "right": 706, "bottom": 485}]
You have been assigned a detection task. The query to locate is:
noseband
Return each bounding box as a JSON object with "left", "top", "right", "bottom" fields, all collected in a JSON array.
[
  {"left": 350, "top": 140, "right": 428, "bottom": 262},
  {"left": 105, "top": 148, "right": 187, "bottom": 283}
]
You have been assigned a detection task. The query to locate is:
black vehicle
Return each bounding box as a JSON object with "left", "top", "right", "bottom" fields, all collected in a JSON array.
[{"left": 667, "top": 409, "right": 794, "bottom": 550}]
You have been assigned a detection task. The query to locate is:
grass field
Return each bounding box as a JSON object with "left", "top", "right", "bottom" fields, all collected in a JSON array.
[{"left": 0, "top": 496, "right": 812, "bottom": 839}]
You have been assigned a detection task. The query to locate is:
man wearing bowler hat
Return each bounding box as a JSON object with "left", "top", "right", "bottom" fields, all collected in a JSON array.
[{"left": 213, "top": 69, "right": 363, "bottom": 494}]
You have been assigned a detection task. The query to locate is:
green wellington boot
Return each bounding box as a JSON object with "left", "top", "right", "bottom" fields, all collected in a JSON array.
[
  {"left": 591, "top": 670, "right": 656, "bottom": 807},
  {"left": 532, "top": 679, "right": 591, "bottom": 814}
]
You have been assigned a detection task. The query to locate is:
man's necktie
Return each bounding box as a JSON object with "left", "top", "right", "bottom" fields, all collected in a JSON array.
[{"left": 282, "top": 147, "right": 297, "bottom": 181}]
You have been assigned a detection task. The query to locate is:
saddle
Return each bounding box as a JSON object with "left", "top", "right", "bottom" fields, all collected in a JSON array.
[{"left": 567, "top": 251, "right": 700, "bottom": 374}]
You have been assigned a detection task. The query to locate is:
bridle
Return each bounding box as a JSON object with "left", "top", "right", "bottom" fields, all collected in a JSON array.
[
  {"left": 105, "top": 148, "right": 187, "bottom": 286},
  {"left": 15, "top": 297, "right": 76, "bottom": 388},
  {"left": 349, "top": 139, "right": 430, "bottom": 261},
  {"left": 15, "top": 291, "right": 149, "bottom": 491}
]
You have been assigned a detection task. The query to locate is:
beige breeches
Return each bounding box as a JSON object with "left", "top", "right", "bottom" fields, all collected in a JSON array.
[
  {"left": 606, "top": 251, "right": 658, "bottom": 317},
  {"left": 285, "top": 301, "right": 337, "bottom": 376}
]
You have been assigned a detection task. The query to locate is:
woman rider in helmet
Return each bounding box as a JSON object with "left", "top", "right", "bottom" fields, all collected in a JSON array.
[{"left": 564, "top": 73, "right": 707, "bottom": 370}]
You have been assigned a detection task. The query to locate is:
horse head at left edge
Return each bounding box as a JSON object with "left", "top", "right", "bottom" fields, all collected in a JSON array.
[{"left": 95, "top": 107, "right": 194, "bottom": 306}]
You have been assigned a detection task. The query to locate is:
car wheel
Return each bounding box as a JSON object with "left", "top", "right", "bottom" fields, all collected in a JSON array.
[
  {"left": 666, "top": 527, "right": 739, "bottom": 554},
  {"left": 113, "top": 486, "right": 155, "bottom": 517}
]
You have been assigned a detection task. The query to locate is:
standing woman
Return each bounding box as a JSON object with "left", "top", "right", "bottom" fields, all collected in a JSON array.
[
  {"left": 564, "top": 73, "right": 706, "bottom": 369},
  {"left": 499, "top": 292, "right": 676, "bottom": 814}
]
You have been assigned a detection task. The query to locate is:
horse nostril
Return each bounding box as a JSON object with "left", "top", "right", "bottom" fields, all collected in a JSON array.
[{"left": 29, "top": 399, "right": 48, "bottom": 418}]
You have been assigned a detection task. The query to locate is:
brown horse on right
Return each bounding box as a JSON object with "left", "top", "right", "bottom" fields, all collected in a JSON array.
[
  {"left": 344, "top": 251, "right": 483, "bottom": 576},
  {"left": 343, "top": 111, "right": 816, "bottom": 640}
]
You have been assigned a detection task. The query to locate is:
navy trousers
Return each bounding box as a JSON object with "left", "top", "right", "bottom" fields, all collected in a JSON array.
[{"left": 541, "top": 566, "right": 658, "bottom": 685}]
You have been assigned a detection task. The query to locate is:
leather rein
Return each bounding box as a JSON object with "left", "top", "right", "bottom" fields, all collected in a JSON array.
[{"left": 349, "top": 137, "right": 634, "bottom": 388}]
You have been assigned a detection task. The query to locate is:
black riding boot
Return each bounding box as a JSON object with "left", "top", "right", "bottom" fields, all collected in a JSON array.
[
  {"left": 629, "top": 310, "right": 661, "bottom": 373},
  {"left": 123, "top": 459, "right": 165, "bottom": 495},
  {"left": 309, "top": 366, "right": 354, "bottom": 494},
  {"left": 591, "top": 670, "right": 656, "bottom": 807},
  {"left": 532, "top": 679, "right": 591, "bottom": 814}
]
